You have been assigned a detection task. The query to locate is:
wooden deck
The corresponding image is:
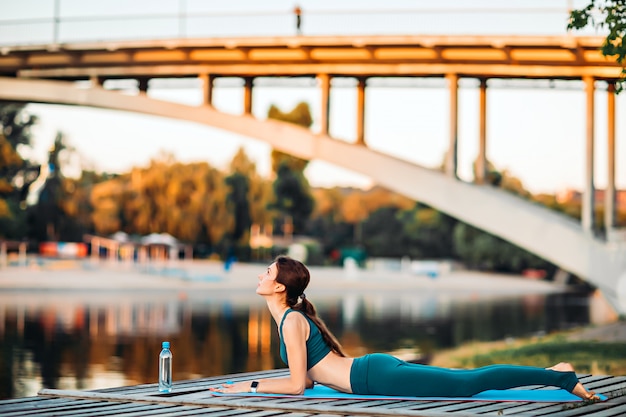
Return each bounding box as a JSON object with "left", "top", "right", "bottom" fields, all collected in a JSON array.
[{"left": 1, "top": 370, "right": 625, "bottom": 417}]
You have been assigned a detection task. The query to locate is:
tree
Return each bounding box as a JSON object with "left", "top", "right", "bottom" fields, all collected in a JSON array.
[
  {"left": 398, "top": 204, "right": 457, "bottom": 259},
  {"left": 270, "top": 162, "right": 314, "bottom": 235},
  {"left": 266, "top": 102, "right": 316, "bottom": 236},
  {"left": 90, "top": 156, "right": 235, "bottom": 252},
  {"left": 452, "top": 222, "right": 554, "bottom": 274},
  {"left": 568, "top": 0, "right": 626, "bottom": 93},
  {"left": 361, "top": 206, "right": 405, "bottom": 257},
  {"left": 27, "top": 132, "right": 75, "bottom": 241},
  {"left": 225, "top": 172, "right": 251, "bottom": 243},
  {"left": 0, "top": 104, "right": 38, "bottom": 239}
]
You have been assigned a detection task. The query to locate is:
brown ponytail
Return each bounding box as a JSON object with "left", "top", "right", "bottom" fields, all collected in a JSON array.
[{"left": 274, "top": 256, "right": 347, "bottom": 357}]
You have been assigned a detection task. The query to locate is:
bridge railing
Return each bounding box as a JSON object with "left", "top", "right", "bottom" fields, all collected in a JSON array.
[{"left": 0, "top": 2, "right": 603, "bottom": 47}]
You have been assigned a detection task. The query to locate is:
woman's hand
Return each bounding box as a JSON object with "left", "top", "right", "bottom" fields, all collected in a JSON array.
[{"left": 209, "top": 381, "right": 251, "bottom": 394}]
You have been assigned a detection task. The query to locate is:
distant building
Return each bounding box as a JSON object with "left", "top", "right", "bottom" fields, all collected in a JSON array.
[{"left": 556, "top": 188, "right": 626, "bottom": 209}]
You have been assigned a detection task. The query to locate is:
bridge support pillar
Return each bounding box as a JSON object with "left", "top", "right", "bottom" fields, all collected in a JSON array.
[
  {"left": 199, "top": 73, "right": 215, "bottom": 107},
  {"left": 89, "top": 75, "right": 103, "bottom": 88},
  {"left": 356, "top": 77, "right": 367, "bottom": 146},
  {"left": 243, "top": 77, "right": 253, "bottom": 115},
  {"left": 582, "top": 76, "right": 596, "bottom": 234},
  {"left": 318, "top": 73, "right": 331, "bottom": 136},
  {"left": 476, "top": 78, "right": 488, "bottom": 184},
  {"left": 137, "top": 78, "right": 149, "bottom": 94},
  {"left": 605, "top": 82, "right": 617, "bottom": 233},
  {"left": 446, "top": 73, "right": 459, "bottom": 178}
]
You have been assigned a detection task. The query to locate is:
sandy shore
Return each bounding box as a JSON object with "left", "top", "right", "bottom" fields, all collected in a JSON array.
[{"left": 0, "top": 258, "right": 566, "bottom": 295}]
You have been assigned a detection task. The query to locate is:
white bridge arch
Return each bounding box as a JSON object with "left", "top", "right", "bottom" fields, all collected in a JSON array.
[{"left": 1, "top": 76, "right": 624, "bottom": 313}]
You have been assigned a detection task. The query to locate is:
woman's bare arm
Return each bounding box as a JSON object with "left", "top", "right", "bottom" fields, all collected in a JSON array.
[{"left": 210, "top": 313, "right": 310, "bottom": 395}]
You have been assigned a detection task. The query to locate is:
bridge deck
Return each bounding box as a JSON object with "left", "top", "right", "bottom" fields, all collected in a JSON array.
[
  {"left": 2, "top": 369, "right": 625, "bottom": 417},
  {"left": 1, "top": 34, "right": 622, "bottom": 80}
]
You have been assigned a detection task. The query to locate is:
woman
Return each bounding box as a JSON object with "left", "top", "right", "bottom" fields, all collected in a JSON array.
[{"left": 210, "top": 256, "right": 599, "bottom": 400}]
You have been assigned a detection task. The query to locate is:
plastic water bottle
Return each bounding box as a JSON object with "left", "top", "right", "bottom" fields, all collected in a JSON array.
[{"left": 158, "top": 341, "right": 172, "bottom": 393}]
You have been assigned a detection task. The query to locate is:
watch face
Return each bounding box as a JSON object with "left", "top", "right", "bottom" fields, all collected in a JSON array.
[{"left": 251, "top": 381, "right": 259, "bottom": 388}]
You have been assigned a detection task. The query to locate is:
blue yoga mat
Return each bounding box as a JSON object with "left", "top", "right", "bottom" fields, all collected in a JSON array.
[{"left": 211, "top": 384, "right": 607, "bottom": 402}]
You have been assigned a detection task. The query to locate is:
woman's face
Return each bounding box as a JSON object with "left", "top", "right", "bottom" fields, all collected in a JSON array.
[{"left": 256, "top": 262, "right": 278, "bottom": 295}]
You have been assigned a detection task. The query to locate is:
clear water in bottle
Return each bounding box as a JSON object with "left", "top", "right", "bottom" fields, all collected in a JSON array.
[{"left": 159, "top": 341, "right": 172, "bottom": 393}]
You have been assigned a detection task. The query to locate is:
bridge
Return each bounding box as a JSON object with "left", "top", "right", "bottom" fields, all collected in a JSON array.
[{"left": 0, "top": 9, "right": 625, "bottom": 314}]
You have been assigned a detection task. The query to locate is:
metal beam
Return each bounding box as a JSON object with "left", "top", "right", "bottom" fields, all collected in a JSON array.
[
  {"left": 605, "top": 82, "right": 616, "bottom": 233},
  {"left": 356, "top": 77, "right": 366, "bottom": 146},
  {"left": 582, "top": 76, "right": 595, "bottom": 234},
  {"left": 477, "top": 78, "right": 488, "bottom": 184},
  {"left": 318, "top": 73, "right": 330, "bottom": 136},
  {"left": 243, "top": 77, "right": 253, "bottom": 115},
  {"left": 199, "top": 73, "right": 214, "bottom": 107},
  {"left": 16, "top": 63, "right": 623, "bottom": 80},
  {"left": 446, "top": 73, "right": 458, "bottom": 179}
]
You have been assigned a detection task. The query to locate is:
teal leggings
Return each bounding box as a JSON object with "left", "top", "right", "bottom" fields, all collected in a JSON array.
[{"left": 350, "top": 353, "right": 579, "bottom": 397}]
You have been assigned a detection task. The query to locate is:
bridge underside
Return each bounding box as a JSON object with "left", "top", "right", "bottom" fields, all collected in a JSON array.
[{"left": 1, "top": 77, "right": 624, "bottom": 313}]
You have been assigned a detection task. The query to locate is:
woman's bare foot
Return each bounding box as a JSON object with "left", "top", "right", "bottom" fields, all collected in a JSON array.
[
  {"left": 545, "top": 362, "right": 575, "bottom": 372},
  {"left": 546, "top": 363, "right": 600, "bottom": 401},
  {"left": 572, "top": 382, "right": 600, "bottom": 401}
]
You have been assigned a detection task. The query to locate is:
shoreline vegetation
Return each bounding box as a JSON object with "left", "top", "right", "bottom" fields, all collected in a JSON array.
[{"left": 429, "top": 322, "right": 626, "bottom": 376}]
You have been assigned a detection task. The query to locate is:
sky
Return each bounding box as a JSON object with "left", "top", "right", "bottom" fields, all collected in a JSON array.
[{"left": 1, "top": 0, "right": 624, "bottom": 194}]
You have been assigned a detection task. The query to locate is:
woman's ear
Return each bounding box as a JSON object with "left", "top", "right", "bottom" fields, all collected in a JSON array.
[{"left": 274, "top": 282, "right": 286, "bottom": 293}]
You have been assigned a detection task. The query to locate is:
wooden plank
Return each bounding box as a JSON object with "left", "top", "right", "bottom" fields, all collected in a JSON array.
[
  {"left": 34, "top": 389, "right": 489, "bottom": 417},
  {"left": 0, "top": 397, "right": 78, "bottom": 412},
  {"left": 0, "top": 396, "right": 44, "bottom": 404},
  {"left": 0, "top": 399, "right": 99, "bottom": 416},
  {"left": 64, "top": 403, "right": 184, "bottom": 417},
  {"left": 100, "top": 369, "right": 289, "bottom": 396},
  {"left": 145, "top": 407, "right": 255, "bottom": 417},
  {"left": 3, "top": 371, "right": 619, "bottom": 417},
  {"left": 34, "top": 402, "right": 171, "bottom": 417}
]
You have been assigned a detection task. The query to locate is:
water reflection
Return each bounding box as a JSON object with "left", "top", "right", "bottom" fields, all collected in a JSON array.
[{"left": 0, "top": 289, "right": 598, "bottom": 399}]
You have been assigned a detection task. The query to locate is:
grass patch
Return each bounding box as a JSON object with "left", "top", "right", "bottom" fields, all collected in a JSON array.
[{"left": 431, "top": 334, "right": 626, "bottom": 375}]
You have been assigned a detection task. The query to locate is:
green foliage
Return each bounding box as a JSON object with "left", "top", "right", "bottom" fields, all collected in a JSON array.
[
  {"left": 361, "top": 206, "right": 405, "bottom": 257},
  {"left": 0, "top": 104, "right": 38, "bottom": 239},
  {"left": 225, "top": 172, "right": 251, "bottom": 243},
  {"left": 457, "top": 339, "right": 626, "bottom": 375},
  {"left": 568, "top": 0, "right": 626, "bottom": 93},
  {"left": 452, "top": 222, "right": 554, "bottom": 273},
  {"left": 90, "top": 157, "right": 233, "bottom": 251},
  {"left": 270, "top": 162, "right": 314, "bottom": 234},
  {"left": 27, "top": 132, "right": 75, "bottom": 241},
  {"left": 265, "top": 101, "right": 316, "bottom": 237},
  {"left": 398, "top": 204, "right": 457, "bottom": 259}
]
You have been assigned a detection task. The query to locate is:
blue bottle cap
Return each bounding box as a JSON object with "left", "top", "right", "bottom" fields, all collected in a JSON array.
[{"left": 162, "top": 341, "right": 170, "bottom": 349}]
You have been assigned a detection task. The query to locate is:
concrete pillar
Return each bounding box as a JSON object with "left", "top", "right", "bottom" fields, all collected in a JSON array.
[
  {"left": 19, "top": 242, "right": 26, "bottom": 267},
  {"left": 0, "top": 242, "right": 6, "bottom": 268},
  {"left": 446, "top": 74, "right": 459, "bottom": 178},
  {"left": 605, "top": 82, "right": 617, "bottom": 232},
  {"left": 91, "top": 238, "right": 99, "bottom": 261},
  {"left": 476, "top": 78, "right": 488, "bottom": 184},
  {"left": 243, "top": 77, "right": 253, "bottom": 115},
  {"left": 356, "top": 77, "right": 367, "bottom": 145},
  {"left": 199, "top": 73, "right": 214, "bottom": 106},
  {"left": 137, "top": 78, "right": 149, "bottom": 94},
  {"left": 582, "top": 76, "right": 596, "bottom": 234},
  {"left": 89, "top": 75, "right": 103, "bottom": 88},
  {"left": 318, "top": 73, "right": 331, "bottom": 136}
]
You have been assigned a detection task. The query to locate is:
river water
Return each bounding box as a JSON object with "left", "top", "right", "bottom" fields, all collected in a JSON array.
[{"left": 0, "top": 266, "right": 613, "bottom": 400}]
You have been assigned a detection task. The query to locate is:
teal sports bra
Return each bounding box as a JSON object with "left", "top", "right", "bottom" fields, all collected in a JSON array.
[{"left": 279, "top": 309, "right": 331, "bottom": 370}]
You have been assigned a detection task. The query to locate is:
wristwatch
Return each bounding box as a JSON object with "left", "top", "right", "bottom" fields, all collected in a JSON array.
[{"left": 250, "top": 381, "right": 259, "bottom": 393}]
